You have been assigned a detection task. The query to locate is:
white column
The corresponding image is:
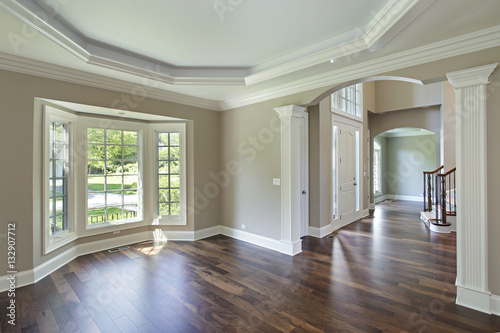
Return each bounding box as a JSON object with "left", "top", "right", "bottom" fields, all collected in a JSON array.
[
  {"left": 447, "top": 63, "right": 498, "bottom": 314},
  {"left": 275, "top": 105, "right": 307, "bottom": 256}
]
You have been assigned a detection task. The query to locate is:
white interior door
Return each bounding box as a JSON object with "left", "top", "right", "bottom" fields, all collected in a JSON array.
[{"left": 337, "top": 122, "right": 358, "bottom": 224}]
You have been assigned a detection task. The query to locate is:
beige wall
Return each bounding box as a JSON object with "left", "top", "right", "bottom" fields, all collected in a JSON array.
[
  {"left": 375, "top": 81, "right": 443, "bottom": 113},
  {"left": 384, "top": 134, "right": 437, "bottom": 197},
  {"left": 308, "top": 99, "right": 333, "bottom": 229},
  {"left": 219, "top": 99, "right": 282, "bottom": 239},
  {"left": 0, "top": 69, "right": 221, "bottom": 275}
]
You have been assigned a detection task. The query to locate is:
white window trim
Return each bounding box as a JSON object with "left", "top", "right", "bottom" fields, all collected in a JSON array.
[
  {"left": 43, "top": 106, "right": 78, "bottom": 254},
  {"left": 149, "top": 123, "right": 187, "bottom": 226},
  {"left": 78, "top": 117, "right": 147, "bottom": 235}
]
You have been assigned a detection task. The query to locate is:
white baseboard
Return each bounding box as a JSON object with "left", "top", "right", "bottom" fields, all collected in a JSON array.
[
  {"left": 194, "top": 225, "right": 221, "bottom": 240},
  {"left": 308, "top": 223, "right": 334, "bottom": 238},
  {"left": 362, "top": 209, "right": 369, "bottom": 217},
  {"left": 376, "top": 194, "right": 422, "bottom": 203},
  {"left": 220, "top": 226, "right": 283, "bottom": 254},
  {"left": 491, "top": 294, "right": 500, "bottom": 316},
  {"left": 369, "top": 203, "right": 375, "bottom": 210},
  {"left": 456, "top": 286, "right": 492, "bottom": 314},
  {"left": 374, "top": 194, "right": 388, "bottom": 203}
]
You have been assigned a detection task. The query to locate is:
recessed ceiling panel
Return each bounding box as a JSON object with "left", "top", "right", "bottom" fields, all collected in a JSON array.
[{"left": 34, "top": 0, "right": 389, "bottom": 67}]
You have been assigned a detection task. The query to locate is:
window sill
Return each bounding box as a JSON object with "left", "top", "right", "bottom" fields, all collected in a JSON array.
[
  {"left": 153, "top": 216, "right": 186, "bottom": 226},
  {"left": 45, "top": 232, "right": 78, "bottom": 255}
]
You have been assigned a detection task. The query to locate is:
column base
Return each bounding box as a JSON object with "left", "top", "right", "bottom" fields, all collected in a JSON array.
[{"left": 456, "top": 285, "right": 491, "bottom": 314}]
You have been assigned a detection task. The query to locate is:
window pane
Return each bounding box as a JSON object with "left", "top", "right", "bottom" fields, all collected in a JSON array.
[
  {"left": 159, "top": 203, "right": 170, "bottom": 215},
  {"left": 171, "top": 203, "right": 180, "bottom": 215},
  {"left": 87, "top": 128, "right": 104, "bottom": 143},
  {"left": 106, "top": 207, "right": 123, "bottom": 222},
  {"left": 158, "top": 147, "right": 169, "bottom": 160},
  {"left": 124, "top": 176, "right": 138, "bottom": 190},
  {"left": 55, "top": 179, "right": 65, "bottom": 196},
  {"left": 88, "top": 144, "right": 105, "bottom": 160},
  {"left": 159, "top": 189, "right": 169, "bottom": 202},
  {"left": 159, "top": 175, "right": 169, "bottom": 188},
  {"left": 170, "top": 161, "right": 180, "bottom": 174},
  {"left": 53, "top": 143, "right": 66, "bottom": 159},
  {"left": 88, "top": 176, "right": 105, "bottom": 191},
  {"left": 107, "top": 176, "right": 122, "bottom": 190},
  {"left": 158, "top": 133, "right": 169, "bottom": 146},
  {"left": 107, "top": 145, "right": 122, "bottom": 160},
  {"left": 123, "top": 145, "right": 138, "bottom": 160},
  {"left": 158, "top": 161, "right": 168, "bottom": 174},
  {"left": 123, "top": 161, "right": 138, "bottom": 174},
  {"left": 55, "top": 160, "right": 65, "bottom": 177},
  {"left": 171, "top": 189, "right": 180, "bottom": 202},
  {"left": 170, "top": 146, "right": 180, "bottom": 160},
  {"left": 88, "top": 161, "right": 105, "bottom": 176},
  {"left": 107, "top": 130, "right": 122, "bottom": 144},
  {"left": 106, "top": 161, "right": 122, "bottom": 175},
  {"left": 170, "top": 133, "right": 180, "bottom": 146},
  {"left": 123, "top": 131, "right": 138, "bottom": 145},
  {"left": 170, "top": 175, "right": 180, "bottom": 188}
]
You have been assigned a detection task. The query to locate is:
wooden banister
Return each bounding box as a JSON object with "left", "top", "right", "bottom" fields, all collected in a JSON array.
[
  {"left": 424, "top": 165, "right": 444, "bottom": 175},
  {"left": 437, "top": 167, "right": 456, "bottom": 177}
]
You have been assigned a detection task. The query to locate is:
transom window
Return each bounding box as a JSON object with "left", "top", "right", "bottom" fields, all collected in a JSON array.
[
  {"left": 331, "top": 83, "right": 362, "bottom": 118},
  {"left": 87, "top": 128, "right": 140, "bottom": 225}
]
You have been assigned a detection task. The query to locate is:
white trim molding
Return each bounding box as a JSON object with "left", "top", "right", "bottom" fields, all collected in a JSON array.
[
  {"left": 447, "top": 63, "right": 498, "bottom": 314},
  {"left": 275, "top": 105, "right": 309, "bottom": 256},
  {"left": 309, "top": 224, "right": 335, "bottom": 238}
]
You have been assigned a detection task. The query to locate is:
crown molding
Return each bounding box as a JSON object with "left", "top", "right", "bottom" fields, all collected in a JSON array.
[
  {"left": 221, "top": 25, "right": 500, "bottom": 110},
  {"left": 1, "top": 0, "right": 420, "bottom": 86},
  {"left": 1, "top": 23, "right": 499, "bottom": 112},
  {"left": 0, "top": 52, "right": 222, "bottom": 111},
  {"left": 244, "top": 0, "right": 420, "bottom": 85}
]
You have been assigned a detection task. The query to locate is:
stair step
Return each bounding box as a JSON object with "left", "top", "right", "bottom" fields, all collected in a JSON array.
[{"left": 429, "top": 219, "right": 452, "bottom": 226}]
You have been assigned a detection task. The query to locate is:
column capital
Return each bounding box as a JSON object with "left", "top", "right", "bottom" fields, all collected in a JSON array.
[
  {"left": 274, "top": 105, "right": 307, "bottom": 119},
  {"left": 447, "top": 63, "right": 498, "bottom": 89}
]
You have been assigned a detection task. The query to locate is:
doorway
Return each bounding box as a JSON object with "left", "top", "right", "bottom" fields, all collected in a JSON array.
[{"left": 333, "top": 120, "right": 361, "bottom": 228}]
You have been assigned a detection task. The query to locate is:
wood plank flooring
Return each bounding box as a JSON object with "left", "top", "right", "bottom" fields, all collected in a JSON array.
[{"left": 2, "top": 200, "right": 500, "bottom": 332}]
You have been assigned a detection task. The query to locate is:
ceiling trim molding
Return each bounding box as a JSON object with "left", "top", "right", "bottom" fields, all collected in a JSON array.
[
  {"left": 0, "top": 52, "right": 221, "bottom": 111},
  {"left": 0, "top": 24, "right": 499, "bottom": 112},
  {"left": 2, "top": 0, "right": 420, "bottom": 86},
  {"left": 221, "top": 25, "right": 500, "bottom": 110},
  {"left": 244, "top": 0, "right": 420, "bottom": 85}
]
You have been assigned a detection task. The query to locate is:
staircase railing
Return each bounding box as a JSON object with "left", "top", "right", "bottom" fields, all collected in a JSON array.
[
  {"left": 423, "top": 165, "right": 444, "bottom": 212},
  {"left": 435, "top": 167, "right": 456, "bottom": 225}
]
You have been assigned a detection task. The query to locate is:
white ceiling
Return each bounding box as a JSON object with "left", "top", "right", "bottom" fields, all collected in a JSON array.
[{"left": 0, "top": 0, "right": 499, "bottom": 110}]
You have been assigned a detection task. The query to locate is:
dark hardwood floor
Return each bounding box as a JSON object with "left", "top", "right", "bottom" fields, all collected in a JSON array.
[{"left": 2, "top": 200, "right": 500, "bottom": 332}]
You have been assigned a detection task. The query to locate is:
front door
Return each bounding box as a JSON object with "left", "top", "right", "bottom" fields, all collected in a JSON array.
[{"left": 337, "top": 122, "right": 359, "bottom": 224}]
